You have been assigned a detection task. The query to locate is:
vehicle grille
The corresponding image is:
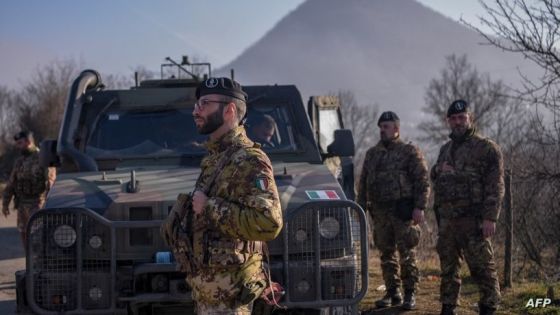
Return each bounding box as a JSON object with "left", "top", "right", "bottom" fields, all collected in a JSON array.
[
  {"left": 27, "top": 208, "right": 114, "bottom": 314},
  {"left": 278, "top": 200, "right": 368, "bottom": 308}
]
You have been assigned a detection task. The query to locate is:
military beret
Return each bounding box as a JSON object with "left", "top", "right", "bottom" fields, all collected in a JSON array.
[
  {"left": 195, "top": 77, "right": 248, "bottom": 102},
  {"left": 447, "top": 99, "right": 469, "bottom": 117},
  {"left": 377, "top": 111, "right": 400, "bottom": 126},
  {"left": 13, "top": 130, "right": 32, "bottom": 141}
]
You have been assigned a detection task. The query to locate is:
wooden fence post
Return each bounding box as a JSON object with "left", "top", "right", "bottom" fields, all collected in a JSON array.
[{"left": 504, "top": 169, "right": 513, "bottom": 288}]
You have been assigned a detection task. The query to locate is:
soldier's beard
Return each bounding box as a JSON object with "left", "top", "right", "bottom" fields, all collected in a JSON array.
[
  {"left": 195, "top": 109, "right": 224, "bottom": 135},
  {"left": 380, "top": 132, "right": 398, "bottom": 143},
  {"left": 20, "top": 147, "right": 33, "bottom": 156},
  {"left": 451, "top": 125, "right": 469, "bottom": 138}
]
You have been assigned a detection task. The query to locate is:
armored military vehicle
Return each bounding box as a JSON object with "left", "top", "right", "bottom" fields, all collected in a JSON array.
[{"left": 16, "top": 58, "right": 368, "bottom": 314}]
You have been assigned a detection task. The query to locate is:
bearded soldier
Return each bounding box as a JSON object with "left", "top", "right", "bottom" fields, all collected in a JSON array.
[
  {"left": 162, "top": 77, "right": 283, "bottom": 314},
  {"left": 357, "top": 111, "right": 430, "bottom": 310},
  {"left": 431, "top": 100, "right": 504, "bottom": 315},
  {"left": 2, "top": 131, "right": 56, "bottom": 251}
]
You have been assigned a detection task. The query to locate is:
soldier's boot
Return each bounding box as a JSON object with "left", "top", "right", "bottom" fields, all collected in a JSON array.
[
  {"left": 375, "top": 288, "right": 402, "bottom": 308},
  {"left": 440, "top": 304, "right": 457, "bottom": 315},
  {"left": 479, "top": 303, "right": 496, "bottom": 315},
  {"left": 402, "top": 290, "right": 416, "bottom": 310}
]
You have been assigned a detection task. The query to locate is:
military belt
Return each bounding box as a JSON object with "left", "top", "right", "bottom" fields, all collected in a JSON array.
[{"left": 438, "top": 203, "right": 482, "bottom": 219}]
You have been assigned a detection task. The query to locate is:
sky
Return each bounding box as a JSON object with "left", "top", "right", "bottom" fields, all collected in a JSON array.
[{"left": 0, "top": 0, "right": 492, "bottom": 89}]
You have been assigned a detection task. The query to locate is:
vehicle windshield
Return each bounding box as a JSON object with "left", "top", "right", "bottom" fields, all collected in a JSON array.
[{"left": 86, "top": 104, "right": 299, "bottom": 158}]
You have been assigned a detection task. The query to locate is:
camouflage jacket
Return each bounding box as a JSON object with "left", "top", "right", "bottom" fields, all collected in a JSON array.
[
  {"left": 2, "top": 147, "right": 56, "bottom": 209},
  {"left": 430, "top": 130, "right": 504, "bottom": 221},
  {"left": 189, "top": 126, "right": 282, "bottom": 277},
  {"left": 357, "top": 138, "right": 430, "bottom": 212}
]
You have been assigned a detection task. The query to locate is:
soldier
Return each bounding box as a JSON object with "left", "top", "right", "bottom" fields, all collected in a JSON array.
[
  {"left": 162, "top": 77, "right": 283, "bottom": 315},
  {"left": 247, "top": 114, "right": 277, "bottom": 148},
  {"left": 357, "top": 111, "right": 430, "bottom": 310},
  {"left": 2, "top": 131, "right": 56, "bottom": 251},
  {"left": 431, "top": 100, "right": 504, "bottom": 315}
]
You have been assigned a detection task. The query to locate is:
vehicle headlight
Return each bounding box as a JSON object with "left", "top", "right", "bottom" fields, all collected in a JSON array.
[
  {"left": 53, "top": 225, "right": 77, "bottom": 248},
  {"left": 319, "top": 217, "right": 340, "bottom": 239},
  {"left": 88, "top": 286, "right": 102, "bottom": 301},
  {"left": 296, "top": 280, "right": 310, "bottom": 294},
  {"left": 89, "top": 235, "right": 102, "bottom": 249},
  {"left": 295, "top": 229, "right": 308, "bottom": 242}
]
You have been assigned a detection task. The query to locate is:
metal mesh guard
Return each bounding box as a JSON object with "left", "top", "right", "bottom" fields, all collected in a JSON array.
[
  {"left": 280, "top": 200, "right": 368, "bottom": 308},
  {"left": 27, "top": 208, "right": 114, "bottom": 314}
]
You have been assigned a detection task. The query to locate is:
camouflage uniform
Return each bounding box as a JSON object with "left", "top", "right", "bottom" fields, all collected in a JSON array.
[
  {"left": 431, "top": 128, "right": 504, "bottom": 309},
  {"left": 182, "top": 126, "right": 283, "bottom": 314},
  {"left": 357, "top": 138, "right": 429, "bottom": 294},
  {"left": 2, "top": 147, "right": 55, "bottom": 232}
]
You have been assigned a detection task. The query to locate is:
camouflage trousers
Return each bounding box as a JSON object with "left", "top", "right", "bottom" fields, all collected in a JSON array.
[
  {"left": 372, "top": 211, "right": 421, "bottom": 292},
  {"left": 16, "top": 199, "right": 44, "bottom": 232},
  {"left": 188, "top": 266, "right": 262, "bottom": 315},
  {"left": 437, "top": 216, "right": 500, "bottom": 307}
]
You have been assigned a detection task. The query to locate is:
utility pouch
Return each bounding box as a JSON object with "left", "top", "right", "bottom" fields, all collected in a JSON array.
[
  {"left": 435, "top": 172, "right": 472, "bottom": 205},
  {"left": 161, "top": 193, "right": 200, "bottom": 274},
  {"left": 237, "top": 278, "right": 267, "bottom": 306},
  {"left": 395, "top": 198, "right": 414, "bottom": 221},
  {"left": 161, "top": 193, "right": 191, "bottom": 247},
  {"left": 371, "top": 171, "right": 402, "bottom": 202}
]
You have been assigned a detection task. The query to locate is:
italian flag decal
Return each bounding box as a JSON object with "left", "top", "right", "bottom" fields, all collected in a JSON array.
[
  {"left": 256, "top": 176, "right": 269, "bottom": 191},
  {"left": 305, "top": 190, "right": 340, "bottom": 200}
]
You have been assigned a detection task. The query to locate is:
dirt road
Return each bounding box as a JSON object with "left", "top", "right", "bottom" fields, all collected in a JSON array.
[{"left": 0, "top": 210, "right": 24, "bottom": 315}]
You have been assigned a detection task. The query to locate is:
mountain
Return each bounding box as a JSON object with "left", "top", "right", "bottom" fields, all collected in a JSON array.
[{"left": 219, "top": 0, "right": 538, "bottom": 129}]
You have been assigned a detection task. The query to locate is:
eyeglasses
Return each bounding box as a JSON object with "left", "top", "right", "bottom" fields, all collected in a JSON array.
[{"left": 194, "top": 99, "right": 231, "bottom": 111}]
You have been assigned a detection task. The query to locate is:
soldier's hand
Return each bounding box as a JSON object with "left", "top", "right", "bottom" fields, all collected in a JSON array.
[
  {"left": 412, "top": 208, "right": 424, "bottom": 225},
  {"left": 192, "top": 190, "right": 208, "bottom": 215},
  {"left": 441, "top": 161, "right": 454, "bottom": 172},
  {"left": 482, "top": 219, "right": 496, "bottom": 238},
  {"left": 2, "top": 207, "right": 9, "bottom": 218}
]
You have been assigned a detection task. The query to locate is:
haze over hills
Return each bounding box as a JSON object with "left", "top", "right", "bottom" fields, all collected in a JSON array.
[{"left": 220, "top": 0, "right": 539, "bottom": 130}]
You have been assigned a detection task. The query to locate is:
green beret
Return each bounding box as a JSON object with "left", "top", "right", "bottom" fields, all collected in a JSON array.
[
  {"left": 447, "top": 99, "right": 469, "bottom": 117},
  {"left": 195, "top": 77, "right": 247, "bottom": 102},
  {"left": 377, "top": 111, "right": 400, "bottom": 126}
]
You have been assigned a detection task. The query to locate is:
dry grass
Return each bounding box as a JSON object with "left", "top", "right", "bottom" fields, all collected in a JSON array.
[{"left": 360, "top": 253, "right": 560, "bottom": 315}]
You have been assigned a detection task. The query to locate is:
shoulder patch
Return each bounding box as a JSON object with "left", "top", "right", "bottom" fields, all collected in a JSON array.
[{"left": 255, "top": 176, "right": 270, "bottom": 191}]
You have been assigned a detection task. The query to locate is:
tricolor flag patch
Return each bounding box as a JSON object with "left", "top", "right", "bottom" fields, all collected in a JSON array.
[
  {"left": 256, "top": 176, "right": 269, "bottom": 191},
  {"left": 305, "top": 190, "right": 340, "bottom": 200}
]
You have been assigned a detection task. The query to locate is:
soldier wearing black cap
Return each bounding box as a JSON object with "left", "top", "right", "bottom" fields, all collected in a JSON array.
[
  {"left": 162, "top": 78, "right": 283, "bottom": 314},
  {"left": 357, "top": 111, "right": 430, "bottom": 310},
  {"left": 2, "top": 131, "right": 56, "bottom": 252},
  {"left": 431, "top": 100, "right": 504, "bottom": 315}
]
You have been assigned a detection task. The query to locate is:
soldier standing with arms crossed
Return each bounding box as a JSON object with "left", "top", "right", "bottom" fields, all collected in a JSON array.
[
  {"left": 431, "top": 100, "right": 504, "bottom": 315},
  {"left": 2, "top": 131, "right": 56, "bottom": 252},
  {"left": 357, "top": 111, "right": 430, "bottom": 310},
  {"left": 162, "top": 78, "right": 283, "bottom": 315}
]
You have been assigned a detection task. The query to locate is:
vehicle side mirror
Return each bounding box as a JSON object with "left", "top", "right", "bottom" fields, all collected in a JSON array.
[
  {"left": 327, "top": 129, "right": 355, "bottom": 157},
  {"left": 39, "top": 140, "right": 60, "bottom": 168}
]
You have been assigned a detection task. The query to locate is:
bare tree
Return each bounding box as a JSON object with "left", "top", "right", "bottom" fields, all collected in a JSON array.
[
  {"left": 338, "top": 90, "right": 379, "bottom": 176},
  {"left": 473, "top": 1, "right": 560, "bottom": 112},
  {"left": 103, "top": 73, "right": 134, "bottom": 90},
  {"left": 0, "top": 86, "right": 19, "bottom": 143},
  {"left": 16, "top": 59, "right": 79, "bottom": 141},
  {"left": 465, "top": 0, "right": 560, "bottom": 280},
  {"left": 0, "top": 86, "right": 21, "bottom": 179},
  {"left": 419, "top": 54, "right": 528, "bottom": 153}
]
